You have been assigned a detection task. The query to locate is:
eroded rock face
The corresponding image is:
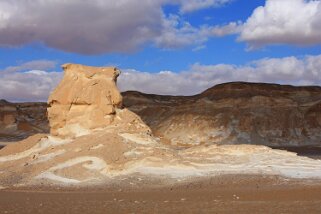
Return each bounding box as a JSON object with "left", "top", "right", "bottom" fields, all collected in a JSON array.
[
  {"left": 123, "top": 82, "right": 321, "bottom": 147},
  {"left": 48, "top": 64, "right": 123, "bottom": 137},
  {"left": 0, "top": 101, "right": 48, "bottom": 142}
]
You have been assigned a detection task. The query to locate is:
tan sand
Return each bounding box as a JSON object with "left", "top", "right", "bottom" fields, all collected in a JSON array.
[{"left": 1, "top": 175, "right": 321, "bottom": 214}]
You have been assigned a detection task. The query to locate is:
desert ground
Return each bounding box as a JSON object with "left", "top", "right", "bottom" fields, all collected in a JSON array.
[
  {"left": 1, "top": 144, "right": 321, "bottom": 214},
  {"left": 2, "top": 147, "right": 321, "bottom": 213},
  {"left": 1, "top": 175, "right": 321, "bottom": 214}
]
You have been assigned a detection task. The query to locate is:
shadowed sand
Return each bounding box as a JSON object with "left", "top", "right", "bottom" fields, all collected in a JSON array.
[
  {"left": 1, "top": 175, "right": 321, "bottom": 214},
  {"left": 270, "top": 146, "right": 321, "bottom": 159}
]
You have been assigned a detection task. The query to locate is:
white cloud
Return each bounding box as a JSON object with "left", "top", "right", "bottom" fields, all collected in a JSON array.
[
  {"left": 1, "top": 55, "right": 321, "bottom": 101},
  {"left": 0, "top": 61, "right": 62, "bottom": 102},
  {"left": 154, "top": 14, "right": 241, "bottom": 49},
  {"left": 154, "top": 15, "right": 209, "bottom": 49},
  {"left": 0, "top": 0, "right": 239, "bottom": 54},
  {"left": 211, "top": 22, "right": 242, "bottom": 36},
  {"left": 3, "top": 60, "right": 57, "bottom": 73},
  {"left": 118, "top": 69, "right": 196, "bottom": 95},
  {"left": 0, "top": 0, "right": 164, "bottom": 54},
  {"left": 177, "top": 0, "right": 233, "bottom": 13},
  {"left": 239, "top": 0, "right": 321, "bottom": 48},
  {"left": 0, "top": 0, "right": 320, "bottom": 53},
  {"left": 118, "top": 54, "right": 321, "bottom": 95},
  {"left": 0, "top": 71, "right": 62, "bottom": 102}
]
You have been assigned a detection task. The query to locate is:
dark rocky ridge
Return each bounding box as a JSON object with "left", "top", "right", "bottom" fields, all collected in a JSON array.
[
  {"left": 1, "top": 82, "right": 321, "bottom": 147},
  {"left": 0, "top": 101, "right": 48, "bottom": 142},
  {"left": 122, "top": 82, "right": 321, "bottom": 147}
]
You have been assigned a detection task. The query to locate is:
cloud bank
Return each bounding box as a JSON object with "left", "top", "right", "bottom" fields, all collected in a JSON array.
[
  {"left": 118, "top": 54, "right": 321, "bottom": 95},
  {"left": 2, "top": 0, "right": 319, "bottom": 53},
  {"left": 0, "top": 0, "right": 235, "bottom": 54},
  {"left": 0, "top": 60, "right": 62, "bottom": 102},
  {"left": 2, "top": 55, "right": 320, "bottom": 101},
  {"left": 0, "top": 0, "right": 163, "bottom": 54}
]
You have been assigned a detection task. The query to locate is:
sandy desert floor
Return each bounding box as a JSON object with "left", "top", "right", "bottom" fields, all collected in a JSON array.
[
  {"left": 1, "top": 175, "right": 321, "bottom": 214},
  {"left": 1, "top": 144, "right": 321, "bottom": 213}
]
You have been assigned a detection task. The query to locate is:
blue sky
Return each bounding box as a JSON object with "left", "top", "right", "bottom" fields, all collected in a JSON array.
[{"left": 0, "top": 0, "right": 320, "bottom": 101}]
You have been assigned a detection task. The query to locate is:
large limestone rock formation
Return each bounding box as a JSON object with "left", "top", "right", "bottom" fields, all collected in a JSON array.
[
  {"left": 1, "top": 65, "right": 321, "bottom": 188},
  {"left": 123, "top": 82, "right": 321, "bottom": 147},
  {"left": 48, "top": 64, "right": 123, "bottom": 137},
  {"left": 0, "top": 64, "right": 156, "bottom": 186}
]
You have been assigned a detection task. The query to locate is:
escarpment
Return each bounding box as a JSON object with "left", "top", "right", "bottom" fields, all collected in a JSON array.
[
  {"left": 123, "top": 82, "right": 321, "bottom": 147},
  {"left": 0, "top": 101, "right": 48, "bottom": 142}
]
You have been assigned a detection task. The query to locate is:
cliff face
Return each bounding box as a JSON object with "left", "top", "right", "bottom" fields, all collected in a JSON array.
[
  {"left": 123, "top": 82, "right": 321, "bottom": 147},
  {"left": 0, "top": 100, "right": 48, "bottom": 142},
  {"left": 48, "top": 64, "right": 123, "bottom": 138}
]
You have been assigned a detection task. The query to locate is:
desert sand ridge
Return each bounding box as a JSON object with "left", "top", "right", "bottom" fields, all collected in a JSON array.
[{"left": 1, "top": 64, "right": 321, "bottom": 187}]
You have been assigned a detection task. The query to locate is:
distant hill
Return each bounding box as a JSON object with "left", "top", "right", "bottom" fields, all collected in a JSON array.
[
  {"left": 123, "top": 82, "right": 321, "bottom": 147},
  {"left": 1, "top": 82, "right": 321, "bottom": 147},
  {"left": 0, "top": 100, "right": 48, "bottom": 142}
]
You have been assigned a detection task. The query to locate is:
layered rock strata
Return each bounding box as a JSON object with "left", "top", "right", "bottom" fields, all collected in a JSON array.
[
  {"left": 123, "top": 83, "right": 321, "bottom": 147},
  {"left": 0, "top": 100, "right": 48, "bottom": 142}
]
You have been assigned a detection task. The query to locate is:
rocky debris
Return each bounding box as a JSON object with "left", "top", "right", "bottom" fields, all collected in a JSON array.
[
  {"left": 1, "top": 65, "right": 321, "bottom": 188},
  {"left": 123, "top": 82, "right": 321, "bottom": 147}
]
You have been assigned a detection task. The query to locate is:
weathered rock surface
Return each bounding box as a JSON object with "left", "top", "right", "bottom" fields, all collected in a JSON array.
[
  {"left": 0, "top": 100, "right": 48, "bottom": 142},
  {"left": 1, "top": 65, "right": 321, "bottom": 188},
  {"left": 48, "top": 64, "right": 123, "bottom": 138},
  {"left": 123, "top": 82, "right": 321, "bottom": 147}
]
